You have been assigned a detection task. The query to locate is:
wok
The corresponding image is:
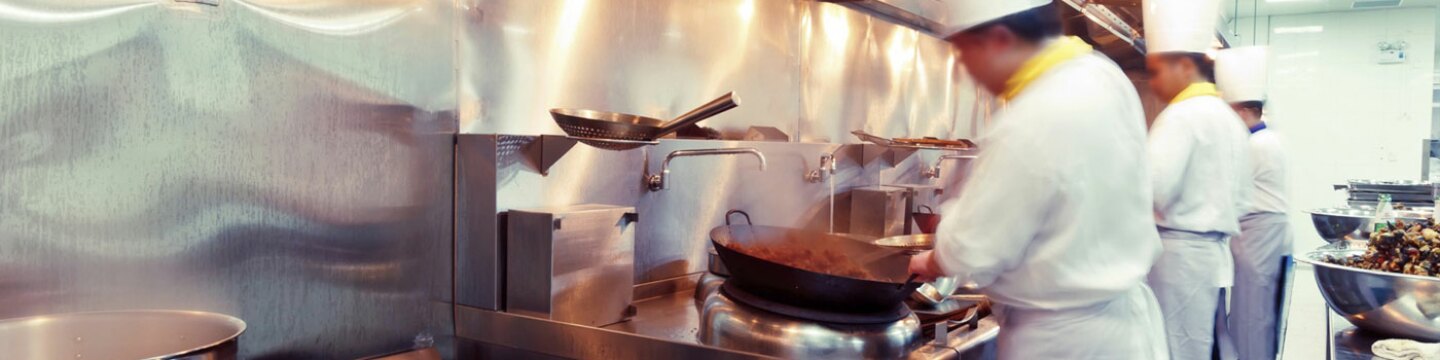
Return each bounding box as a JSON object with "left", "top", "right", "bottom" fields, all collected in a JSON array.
[
  {"left": 550, "top": 92, "right": 739, "bottom": 150},
  {"left": 710, "top": 211, "right": 922, "bottom": 319}
]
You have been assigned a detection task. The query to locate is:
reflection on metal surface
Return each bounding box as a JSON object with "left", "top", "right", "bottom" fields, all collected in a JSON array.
[
  {"left": 506, "top": 205, "right": 638, "bottom": 327},
  {"left": 0, "top": 0, "right": 455, "bottom": 357},
  {"left": 700, "top": 290, "right": 921, "bottom": 359},
  {"left": 1302, "top": 249, "right": 1440, "bottom": 341},
  {"left": 0, "top": 310, "right": 245, "bottom": 360},
  {"left": 461, "top": 0, "right": 803, "bottom": 138},
  {"left": 462, "top": 0, "right": 971, "bottom": 143},
  {"left": 0, "top": 1, "right": 154, "bottom": 23},
  {"left": 456, "top": 304, "right": 769, "bottom": 360}
]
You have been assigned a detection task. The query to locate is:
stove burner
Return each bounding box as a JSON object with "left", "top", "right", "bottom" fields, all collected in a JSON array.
[
  {"left": 700, "top": 284, "right": 921, "bottom": 359},
  {"left": 720, "top": 281, "right": 912, "bottom": 324}
]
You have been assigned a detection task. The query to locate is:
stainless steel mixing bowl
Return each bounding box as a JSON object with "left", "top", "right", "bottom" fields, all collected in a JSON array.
[
  {"left": 1308, "top": 207, "right": 1429, "bottom": 244},
  {"left": 1300, "top": 248, "right": 1440, "bottom": 340},
  {"left": 0, "top": 310, "right": 246, "bottom": 360}
]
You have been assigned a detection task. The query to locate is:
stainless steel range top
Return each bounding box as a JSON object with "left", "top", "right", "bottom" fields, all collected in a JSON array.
[{"left": 456, "top": 274, "right": 997, "bottom": 359}]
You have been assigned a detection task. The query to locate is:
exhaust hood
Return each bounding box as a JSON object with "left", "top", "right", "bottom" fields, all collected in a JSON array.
[{"left": 820, "top": 0, "right": 949, "bottom": 37}]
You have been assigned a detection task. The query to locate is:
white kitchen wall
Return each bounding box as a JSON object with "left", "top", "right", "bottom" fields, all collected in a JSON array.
[
  {"left": 1236, "top": 8, "right": 1435, "bottom": 252},
  {"left": 1234, "top": 9, "right": 1435, "bottom": 360}
]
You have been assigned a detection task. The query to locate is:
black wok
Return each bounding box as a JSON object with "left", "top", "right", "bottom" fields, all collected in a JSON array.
[{"left": 710, "top": 211, "right": 922, "bottom": 317}]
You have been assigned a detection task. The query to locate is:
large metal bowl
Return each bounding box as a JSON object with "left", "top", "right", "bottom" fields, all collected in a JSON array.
[
  {"left": 0, "top": 310, "right": 246, "bottom": 360},
  {"left": 1307, "top": 207, "right": 1429, "bottom": 244},
  {"left": 1300, "top": 249, "right": 1440, "bottom": 340}
]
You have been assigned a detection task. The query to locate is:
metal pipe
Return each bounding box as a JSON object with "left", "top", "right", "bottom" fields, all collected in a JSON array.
[
  {"left": 647, "top": 148, "right": 767, "bottom": 191},
  {"left": 804, "top": 153, "right": 835, "bottom": 183},
  {"left": 922, "top": 155, "right": 977, "bottom": 179}
]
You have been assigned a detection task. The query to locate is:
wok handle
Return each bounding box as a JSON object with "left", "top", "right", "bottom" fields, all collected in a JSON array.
[
  {"left": 725, "top": 210, "right": 753, "bottom": 226},
  {"left": 900, "top": 274, "right": 922, "bottom": 290},
  {"left": 655, "top": 92, "right": 740, "bottom": 137}
]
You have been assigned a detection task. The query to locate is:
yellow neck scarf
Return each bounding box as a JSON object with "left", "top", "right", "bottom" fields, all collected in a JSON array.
[
  {"left": 1170, "top": 82, "right": 1221, "bottom": 104},
  {"left": 1000, "top": 36, "right": 1094, "bottom": 101}
]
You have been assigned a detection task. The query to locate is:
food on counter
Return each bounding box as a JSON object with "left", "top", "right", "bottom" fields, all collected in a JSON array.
[
  {"left": 725, "top": 242, "right": 874, "bottom": 280},
  {"left": 1323, "top": 218, "right": 1440, "bottom": 276},
  {"left": 893, "top": 137, "right": 974, "bottom": 149}
]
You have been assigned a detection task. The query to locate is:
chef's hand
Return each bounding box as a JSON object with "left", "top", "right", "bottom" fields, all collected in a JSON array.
[{"left": 908, "top": 250, "right": 945, "bottom": 282}]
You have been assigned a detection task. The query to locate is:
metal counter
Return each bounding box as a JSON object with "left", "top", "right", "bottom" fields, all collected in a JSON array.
[{"left": 455, "top": 284, "right": 998, "bottom": 359}]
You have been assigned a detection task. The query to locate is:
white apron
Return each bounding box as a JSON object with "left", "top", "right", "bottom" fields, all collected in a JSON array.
[
  {"left": 995, "top": 284, "right": 1170, "bottom": 360},
  {"left": 1148, "top": 230, "right": 1236, "bottom": 360},
  {"left": 1228, "top": 213, "right": 1292, "bottom": 360}
]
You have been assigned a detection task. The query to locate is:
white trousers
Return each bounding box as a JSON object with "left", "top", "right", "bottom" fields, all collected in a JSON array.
[
  {"left": 995, "top": 284, "right": 1170, "bottom": 360},
  {"left": 1149, "top": 235, "right": 1235, "bottom": 360},
  {"left": 1229, "top": 214, "right": 1292, "bottom": 360}
]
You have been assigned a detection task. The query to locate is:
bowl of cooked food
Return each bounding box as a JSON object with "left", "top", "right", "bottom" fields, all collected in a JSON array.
[{"left": 1302, "top": 218, "right": 1440, "bottom": 340}]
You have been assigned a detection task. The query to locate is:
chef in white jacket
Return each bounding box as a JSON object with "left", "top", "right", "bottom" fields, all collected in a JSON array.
[
  {"left": 908, "top": 1, "right": 1168, "bottom": 358},
  {"left": 1216, "top": 46, "right": 1292, "bottom": 360},
  {"left": 1142, "top": 1, "right": 1252, "bottom": 359}
]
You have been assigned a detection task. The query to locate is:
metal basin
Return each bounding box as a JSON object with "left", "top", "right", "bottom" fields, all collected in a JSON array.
[
  {"left": 0, "top": 310, "right": 246, "bottom": 360},
  {"left": 1307, "top": 207, "right": 1429, "bottom": 244},
  {"left": 1300, "top": 249, "right": 1440, "bottom": 340}
]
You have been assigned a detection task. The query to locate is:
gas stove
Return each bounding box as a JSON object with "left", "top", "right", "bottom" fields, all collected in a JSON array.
[{"left": 694, "top": 272, "right": 992, "bottom": 359}]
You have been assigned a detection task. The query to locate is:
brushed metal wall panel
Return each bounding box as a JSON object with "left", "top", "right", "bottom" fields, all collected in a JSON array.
[
  {"left": 0, "top": 1, "right": 456, "bottom": 358},
  {"left": 460, "top": 0, "right": 802, "bottom": 139},
  {"left": 910, "top": 34, "right": 960, "bottom": 139},
  {"left": 797, "top": 2, "right": 872, "bottom": 143}
]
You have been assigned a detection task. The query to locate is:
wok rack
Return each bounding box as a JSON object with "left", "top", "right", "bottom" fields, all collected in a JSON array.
[
  {"left": 851, "top": 130, "right": 977, "bottom": 167},
  {"left": 565, "top": 136, "right": 659, "bottom": 151}
]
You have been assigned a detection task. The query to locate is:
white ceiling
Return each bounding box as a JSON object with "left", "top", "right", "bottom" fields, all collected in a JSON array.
[{"left": 1224, "top": 0, "right": 1439, "bottom": 18}]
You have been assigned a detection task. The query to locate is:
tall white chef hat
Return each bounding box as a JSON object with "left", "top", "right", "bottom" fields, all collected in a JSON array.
[
  {"left": 1143, "top": 0, "right": 1222, "bottom": 54},
  {"left": 1216, "top": 46, "right": 1270, "bottom": 103},
  {"left": 939, "top": 0, "right": 1053, "bottom": 38}
]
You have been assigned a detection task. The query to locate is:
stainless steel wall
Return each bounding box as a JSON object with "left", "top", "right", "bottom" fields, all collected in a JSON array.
[
  {"left": 461, "top": 0, "right": 975, "bottom": 143},
  {"left": 0, "top": 1, "right": 455, "bottom": 358},
  {"left": 455, "top": 0, "right": 986, "bottom": 310}
]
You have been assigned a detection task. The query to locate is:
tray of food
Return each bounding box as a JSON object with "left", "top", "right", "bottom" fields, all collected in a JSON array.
[{"left": 851, "top": 130, "right": 976, "bottom": 151}]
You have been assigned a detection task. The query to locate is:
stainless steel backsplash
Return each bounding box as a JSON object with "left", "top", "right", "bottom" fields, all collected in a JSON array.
[
  {"left": 0, "top": 1, "right": 456, "bottom": 358},
  {"left": 2, "top": 0, "right": 983, "bottom": 357}
]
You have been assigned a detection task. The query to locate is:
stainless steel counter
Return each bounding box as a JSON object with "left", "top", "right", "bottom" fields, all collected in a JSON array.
[{"left": 456, "top": 286, "right": 998, "bottom": 359}]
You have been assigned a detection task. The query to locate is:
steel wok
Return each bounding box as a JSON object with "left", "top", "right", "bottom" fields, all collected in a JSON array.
[{"left": 710, "top": 211, "right": 921, "bottom": 317}]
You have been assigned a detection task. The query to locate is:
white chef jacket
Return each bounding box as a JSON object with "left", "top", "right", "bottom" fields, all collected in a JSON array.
[
  {"left": 933, "top": 52, "right": 1163, "bottom": 311},
  {"left": 1148, "top": 96, "right": 1251, "bottom": 236},
  {"left": 1246, "top": 124, "right": 1287, "bottom": 215}
]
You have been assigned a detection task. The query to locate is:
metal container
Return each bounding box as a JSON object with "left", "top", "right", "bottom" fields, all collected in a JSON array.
[
  {"left": 1300, "top": 248, "right": 1440, "bottom": 341},
  {"left": 0, "top": 310, "right": 245, "bottom": 360},
  {"left": 506, "top": 205, "right": 638, "bottom": 327},
  {"left": 850, "top": 186, "right": 911, "bottom": 237},
  {"left": 1308, "top": 207, "right": 1430, "bottom": 244}
]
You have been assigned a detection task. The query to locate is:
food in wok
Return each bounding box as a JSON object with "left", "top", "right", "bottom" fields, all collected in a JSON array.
[{"left": 723, "top": 242, "right": 874, "bottom": 280}]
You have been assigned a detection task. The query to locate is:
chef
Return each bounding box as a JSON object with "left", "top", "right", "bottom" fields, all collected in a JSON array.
[
  {"left": 1142, "top": 1, "right": 1252, "bottom": 359},
  {"left": 908, "top": 1, "right": 1168, "bottom": 358},
  {"left": 1216, "top": 46, "right": 1291, "bottom": 360}
]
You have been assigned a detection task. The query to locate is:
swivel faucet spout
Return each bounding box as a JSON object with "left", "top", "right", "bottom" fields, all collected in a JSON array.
[
  {"left": 922, "top": 154, "right": 977, "bottom": 179},
  {"left": 648, "top": 148, "right": 767, "bottom": 191}
]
